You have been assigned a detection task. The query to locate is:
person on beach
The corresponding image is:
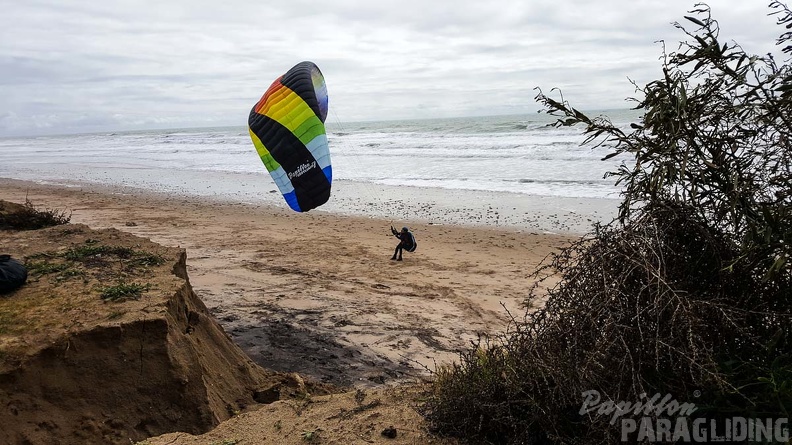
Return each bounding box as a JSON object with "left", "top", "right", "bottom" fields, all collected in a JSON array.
[{"left": 390, "top": 226, "right": 416, "bottom": 261}]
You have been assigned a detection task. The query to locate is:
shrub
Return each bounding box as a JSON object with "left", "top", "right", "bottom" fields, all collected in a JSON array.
[
  {"left": 423, "top": 3, "right": 792, "bottom": 444},
  {"left": 0, "top": 198, "right": 71, "bottom": 230}
]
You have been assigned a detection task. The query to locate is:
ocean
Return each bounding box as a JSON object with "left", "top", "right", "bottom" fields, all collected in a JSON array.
[{"left": 0, "top": 112, "right": 639, "bottom": 232}]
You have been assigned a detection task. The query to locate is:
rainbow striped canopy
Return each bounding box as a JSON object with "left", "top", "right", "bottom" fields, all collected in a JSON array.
[{"left": 248, "top": 61, "right": 331, "bottom": 212}]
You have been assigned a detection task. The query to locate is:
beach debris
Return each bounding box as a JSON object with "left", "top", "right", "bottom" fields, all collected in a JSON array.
[
  {"left": 381, "top": 426, "right": 398, "bottom": 438},
  {"left": 248, "top": 61, "right": 332, "bottom": 212}
]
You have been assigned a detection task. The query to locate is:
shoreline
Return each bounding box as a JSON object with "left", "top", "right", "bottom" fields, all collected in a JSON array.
[
  {"left": 1, "top": 178, "right": 579, "bottom": 386},
  {"left": 0, "top": 170, "right": 619, "bottom": 234}
]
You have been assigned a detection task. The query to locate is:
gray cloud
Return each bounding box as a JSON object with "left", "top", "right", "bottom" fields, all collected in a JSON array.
[{"left": 0, "top": 0, "right": 783, "bottom": 136}]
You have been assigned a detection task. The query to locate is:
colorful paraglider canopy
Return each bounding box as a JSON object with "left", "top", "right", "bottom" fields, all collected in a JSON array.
[{"left": 248, "top": 61, "right": 331, "bottom": 212}]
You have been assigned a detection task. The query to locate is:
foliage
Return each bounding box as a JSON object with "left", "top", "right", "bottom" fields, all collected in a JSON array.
[
  {"left": 0, "top": 198, "right": 71, "bottom": 230},
  {"left": 301, "top": 429, "right": 320, "bottom": 442},
  {"left": 24, "top": 260, "right": 83, "bottom": 283},
  {"left": 24, "top": 260, "right": 72, "bottom": 276},
  {"left": 24, "top": 242, "right": 164, "bottom": 288},
  {"left": 424, "top": 3, "right": 792, "bottom": 444},
  {"left": 425, "top": 340, "right": 550, "bottom": 444},
  {"left": 99, "top": 281, "right": 150, "bottom": 302},
  {"left": 537, "top": 2, "right": 792, "bottom": 281},
  {"left": 425, "top": 202, "right": 790, "bottom": 443},
  {"left": 62, "top": 243, "right": 164, "bottom": 267}
]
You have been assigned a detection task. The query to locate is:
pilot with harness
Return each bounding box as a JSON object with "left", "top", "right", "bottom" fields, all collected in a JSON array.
[{"left": 390, "top": 226, "right": 417, "bottom": 261}]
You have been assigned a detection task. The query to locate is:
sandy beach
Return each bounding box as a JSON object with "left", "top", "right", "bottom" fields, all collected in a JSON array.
[{"left": 0, "top": 178, "right": 579, "bottom": 387}]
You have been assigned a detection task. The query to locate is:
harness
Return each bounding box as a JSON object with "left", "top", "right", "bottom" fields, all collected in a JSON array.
[{"left": 403, "top": 231, "right": 417, "bottom": 252}]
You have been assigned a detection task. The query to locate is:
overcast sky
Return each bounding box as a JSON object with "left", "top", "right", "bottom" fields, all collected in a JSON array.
[{"left": 0, "top": 1, "right": 783, "bottom": 136}]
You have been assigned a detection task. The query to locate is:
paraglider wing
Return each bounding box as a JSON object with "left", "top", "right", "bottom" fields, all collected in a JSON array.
[{"left": 248, "top": 61, "right": 331, "bottom": 212}]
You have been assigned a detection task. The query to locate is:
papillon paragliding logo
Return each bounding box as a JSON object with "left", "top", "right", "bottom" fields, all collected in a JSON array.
[
  {"left": 248, "top": 61, "right": 332, "bottom": 212},
  {"left": 288, "top": 161, "right": 317, "bottom": 180},
  {"left": 580, "top": 390, "right": 790, "bottom": 442}
]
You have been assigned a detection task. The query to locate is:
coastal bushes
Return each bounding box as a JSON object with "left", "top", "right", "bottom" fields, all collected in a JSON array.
[
  {"left": 423, "top": 3, "right": 792, "bottom": 444},
  {"left": 0, "top": 198, "right": 71, "bottom": 230}
]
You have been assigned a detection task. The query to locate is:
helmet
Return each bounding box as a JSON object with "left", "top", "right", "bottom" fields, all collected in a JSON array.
[{"left": 402, "top": 227, "right": 409, "bottom": 232}]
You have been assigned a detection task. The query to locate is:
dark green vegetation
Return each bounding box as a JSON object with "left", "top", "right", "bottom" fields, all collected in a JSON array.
[
  {"left": 0, "top": 198, "right": 71, "bottom": 230},
  {"left": 423, "top": 3, "right": 792, "bottom": 444},
  {"left": 100, "top": 281, "right": 151, "bottom": 302},
  {"left": 61, "top": 241, "right": 165, "bottom": 268},
  {"left": 26, "top": 238, "right": 164, "bottom": 300}
]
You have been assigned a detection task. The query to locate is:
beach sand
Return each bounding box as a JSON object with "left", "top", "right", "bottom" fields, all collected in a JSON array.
[{"left": 0, "top": 178, "right": 579, "bottom": 387}]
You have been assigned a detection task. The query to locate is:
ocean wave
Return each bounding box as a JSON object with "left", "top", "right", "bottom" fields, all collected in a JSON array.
[
  {"left": 517, "top": 178, "right": 610, "bottom": 185},
  {"left": 0, "top": 113, "right": 635, "bottom": 200}
]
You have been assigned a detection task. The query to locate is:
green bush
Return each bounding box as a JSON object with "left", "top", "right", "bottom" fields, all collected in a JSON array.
[{"left": 423, "top": 3, "right": 792, "bottom": 444}]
